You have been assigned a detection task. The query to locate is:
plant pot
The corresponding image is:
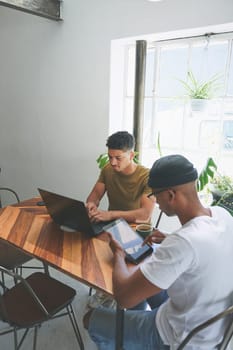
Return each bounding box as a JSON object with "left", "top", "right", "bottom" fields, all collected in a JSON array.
[
  {"left": 190, "top": 99, "right": 208, "bottom": 112},
  {"left": 209, "top": 184, "right": 224, "bottom": 201}
]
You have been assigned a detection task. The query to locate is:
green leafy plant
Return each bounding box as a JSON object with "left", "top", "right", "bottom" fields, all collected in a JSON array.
[
  {"left": 96, "top": 153, "right": 110, "bottom": 169},
  {"left": 197, "top": 158, "right": 233, "bottom": 213},
  {"left": 179, "top": 71, "right": 221, "bottom": 100},
  {"left": 209, "top": 173, "right": 233, "bottom": 214},
  {"left": 197, "top": 157, "right": 217, "bottom": 192},
  {"left": 209, "top": 174, "right": 233, "bottom": 193}
]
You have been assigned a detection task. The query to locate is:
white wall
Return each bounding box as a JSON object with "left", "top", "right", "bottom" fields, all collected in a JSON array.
[{"left": 0, "top": 0, "right": 233, "bottom": 202}]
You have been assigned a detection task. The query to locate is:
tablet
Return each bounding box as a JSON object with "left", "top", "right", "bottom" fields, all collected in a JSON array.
[{"left": 103, "top": 218, "right": 153, "bottom": 264}]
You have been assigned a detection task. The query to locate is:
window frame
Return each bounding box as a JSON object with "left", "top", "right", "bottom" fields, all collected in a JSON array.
[{"left": 121, "top": 32, "right": 233, "bottom": 175}]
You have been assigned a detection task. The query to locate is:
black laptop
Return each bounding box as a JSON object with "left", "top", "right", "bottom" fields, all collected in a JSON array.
[{"left": 38, "top": 188, "right": 110, "bottom": 236}]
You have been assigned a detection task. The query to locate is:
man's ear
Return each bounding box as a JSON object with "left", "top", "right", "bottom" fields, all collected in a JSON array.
[
  {"left": 130, "top": 150, "right": 135, "bottom": 160},
  {"left": 167, "top": 189, "right": 176, "bottom": 200}
]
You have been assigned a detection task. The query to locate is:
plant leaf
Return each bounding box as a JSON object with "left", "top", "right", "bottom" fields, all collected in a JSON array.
[
  {"left": 197, "top": 157, "right": 217, "bottom": 191},
  {"left": 177, "top": 71, "right": 222, "bottom": 99}
]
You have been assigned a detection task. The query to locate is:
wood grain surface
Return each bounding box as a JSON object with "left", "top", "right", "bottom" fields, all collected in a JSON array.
[{"left": 0, "top": 197, "right": 114, "bottom": 295}]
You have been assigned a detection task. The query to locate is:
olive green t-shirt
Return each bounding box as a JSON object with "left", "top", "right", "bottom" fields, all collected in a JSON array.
[{"left": 98, "top": 163, "right": 151, "bottom": 211}]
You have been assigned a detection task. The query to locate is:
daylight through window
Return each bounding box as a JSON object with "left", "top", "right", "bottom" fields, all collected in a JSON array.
[{"left": 111, "top": 32, "right": 233, "bottom": 176}]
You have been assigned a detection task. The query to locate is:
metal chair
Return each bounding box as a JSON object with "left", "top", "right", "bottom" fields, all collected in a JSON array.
[
  {"left": 0, "top": 266, "right": 84, "bottom": 350},
  {"left": 177, "top": 305, "right": 233, "bottom": 350},
  {"left": 0, "top": 187, "right": 20, "bottom": 206},
  {"left": 0, "top": 188, "right": 49, "bottom": 288}
]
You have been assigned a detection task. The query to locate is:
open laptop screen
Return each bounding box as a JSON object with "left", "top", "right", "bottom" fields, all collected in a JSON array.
[{"left": 38, "top": 188, "right": 100, "bottom": 235}]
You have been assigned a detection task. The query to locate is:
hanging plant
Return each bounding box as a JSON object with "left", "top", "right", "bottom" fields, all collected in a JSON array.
[{"left": 178, "top": 71, "right": 222, "bottom": 100}]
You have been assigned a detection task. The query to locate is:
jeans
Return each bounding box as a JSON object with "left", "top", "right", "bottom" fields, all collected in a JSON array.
[
  {"left": 147, "top": 290, "right": 168, "bottom": 309},
  {"left": 88, "top": 291, "right": 170, "bottom": 350}
]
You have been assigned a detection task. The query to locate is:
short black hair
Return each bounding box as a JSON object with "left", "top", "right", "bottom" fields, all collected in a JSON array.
[{"left": 106, "top": 131, "right": 135, "bottom": 151}]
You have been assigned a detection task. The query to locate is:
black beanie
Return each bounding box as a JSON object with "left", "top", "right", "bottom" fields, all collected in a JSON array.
[{"left": 148, "top": 155, "right": 198, "bottom": 189}]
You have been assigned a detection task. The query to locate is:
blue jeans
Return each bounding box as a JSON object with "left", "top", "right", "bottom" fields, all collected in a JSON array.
[
  {"left": 88, "top": 306, "right": 169, "bottom": 350},
  {"left": 147, "top": 290, "right": 168, "bottom": 309}
]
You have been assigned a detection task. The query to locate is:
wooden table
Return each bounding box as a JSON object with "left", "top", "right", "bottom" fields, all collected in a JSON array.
[
  {"left": 0, "top": 197, "right": 114, "bottom": 293},
  {"left": 0, "top": 197, "right": 125, "bottom": 349}
]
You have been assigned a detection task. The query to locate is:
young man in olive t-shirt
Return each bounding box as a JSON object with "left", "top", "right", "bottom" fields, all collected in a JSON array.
[
  {"left": 85, "top": 131, "right": 155, "bottom": 309},
  {"left": 86, "top": 131, "right": 154, "bottom": 224}
]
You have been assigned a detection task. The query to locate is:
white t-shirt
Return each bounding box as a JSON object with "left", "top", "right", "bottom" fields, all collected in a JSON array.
[{"left": 140, "top": 206, "right": 233, "bottom": 349}]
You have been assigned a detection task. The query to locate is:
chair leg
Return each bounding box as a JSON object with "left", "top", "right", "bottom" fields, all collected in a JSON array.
[
  {"left": 14, "top": 328, "right": 29, "bottom": 350},
  {"left": 33, "top": 326, "right": 38, "bottom": 350},
  {"left": 67, "top": 304, "right": 85, "bottom": 350},
  {"left": 0, "top": 272, "right": 6, "bottom": 292},
  {"left": 15, "top": 266, "right": 22, "bottom": 276},
  {"left": 43, "top": 262, "right": 50, "bottom": 275},
  {"left": 219, "top": 321, "right": 233, "bottom": 350},
  {"left": 1, "top": 271, "right": 6, "bottom": 290},
  {"left": 13, "top": 328, "right": 18, "bottom": 350}
]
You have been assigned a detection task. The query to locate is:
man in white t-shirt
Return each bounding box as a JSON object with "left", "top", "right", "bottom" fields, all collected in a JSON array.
[{"left": 83, "top": 154, "right": 233, "bottom": 349}]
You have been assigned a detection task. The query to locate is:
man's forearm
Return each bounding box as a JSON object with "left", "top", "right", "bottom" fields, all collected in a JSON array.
[
  {"left": 86, "top": 183, "right": 105, "bottom": 208},
  {"left": 86, "top": 190, "right": 101, "bottom": 207},
  {"left": 112, "top": 251, "right": 130, "bottom": 298},
  {"left": 86, "top": 196, "right": 100, "bottom": 207},
  {"left": 112, "top": 250, "right": 139, "bottom": 307},
  {"left": 108, "top": 208, "right": 151, "bottom": 223}
]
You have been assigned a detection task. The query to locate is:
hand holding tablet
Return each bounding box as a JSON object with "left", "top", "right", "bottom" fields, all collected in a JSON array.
[{"left": 103, "top": 218, "right": 153, "bottom": 265}]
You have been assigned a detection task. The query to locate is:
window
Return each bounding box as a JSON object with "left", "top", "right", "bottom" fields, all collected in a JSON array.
[{"left": 110, "top": 31, "right": 233, "bottom": 176}]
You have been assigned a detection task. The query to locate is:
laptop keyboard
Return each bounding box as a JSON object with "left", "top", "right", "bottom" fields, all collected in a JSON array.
[{"left": 91, "top": 221, "right": 112, "bottom": 235}]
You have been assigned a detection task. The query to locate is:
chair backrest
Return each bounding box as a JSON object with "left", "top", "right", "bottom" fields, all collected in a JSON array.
[
  {"left": 0, "top": 190, "right": 48, "bottom": 282},
  {"left": 0, "top": 267, "right": 20, "bottom": 321},
  {"left": 177, "top": 305, "right": 233, "bottom": 350},
  {"left": 0, "top": 266, "right": 49, "bottom": 324},
  {"left": 0, "top": 187, "right": 20, "bottom": 208}
]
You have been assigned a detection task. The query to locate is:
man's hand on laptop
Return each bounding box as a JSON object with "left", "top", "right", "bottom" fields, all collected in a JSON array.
[
  {"left": 86, "top": 202, "right": 98, "bottom": 215},
  {"left": 89, "top": 208, "right": 113, "bottom": 223}
]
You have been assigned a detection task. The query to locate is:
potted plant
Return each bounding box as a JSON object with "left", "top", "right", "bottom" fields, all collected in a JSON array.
[
  {"left": 178, "top": 71, "right": 222, "bottom": 111},
  {"left": 208, "top": 174, "right": 233, "bottom": 201},
  {"left": 197, "top": 159, "right": 233, "bottom": 215},
  {"left": 208, "top": 173, "right": 233, "bottom": 216}
]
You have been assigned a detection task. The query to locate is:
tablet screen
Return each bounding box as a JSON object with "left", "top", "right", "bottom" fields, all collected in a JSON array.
[
  {"left": 103, "top": 218, "right": 153, "bottom": 264},
  {"left": 103, "top": 218, "right": 142, "bottom": 249}
]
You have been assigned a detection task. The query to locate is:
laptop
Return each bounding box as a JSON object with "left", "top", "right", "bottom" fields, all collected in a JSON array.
[{"left": 38, "top": 188, "right": 110, "bottom": 236}]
